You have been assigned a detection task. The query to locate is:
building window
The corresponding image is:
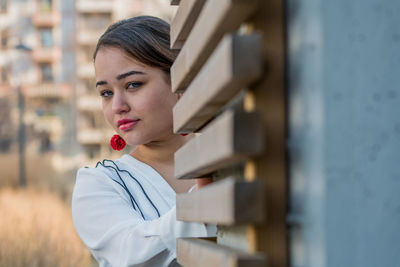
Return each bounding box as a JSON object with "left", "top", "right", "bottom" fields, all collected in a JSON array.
[
  {"left": 0, "top": 0, "right": 7, "bottom": 13},
  {"left": 81, "top": 13, "right": 111, "bottom": 31},
  {"left": 39, "top": 28, "right": 53, "bottom": 47},
  {"left": 39, "top": 0, "right": 52, "bottom": 12},
  {"left": 1, "top": 31, "right": 7, "bottom": 49},
  {"left": 40, "top": 63, "right": 53, "bottom": 81},
  {"left": 1, "top": 68, "right": 7, "bottom": 84}
]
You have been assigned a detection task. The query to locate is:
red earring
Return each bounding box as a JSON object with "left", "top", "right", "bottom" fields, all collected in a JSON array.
[{"left": 110, "top": 134, "right": 126, "bottom": 151}]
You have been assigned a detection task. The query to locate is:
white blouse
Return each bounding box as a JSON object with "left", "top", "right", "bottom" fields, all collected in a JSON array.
[{"left": 72, "top": 154, "right": 216, "bottom": 267}]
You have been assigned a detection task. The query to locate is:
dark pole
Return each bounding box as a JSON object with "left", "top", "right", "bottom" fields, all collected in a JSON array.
[
  {"left": 15, "top": 42, "right": 31, "bottom": 188},
  {"left": 17, "top": 86, "right": 26, "bottom": 187}
]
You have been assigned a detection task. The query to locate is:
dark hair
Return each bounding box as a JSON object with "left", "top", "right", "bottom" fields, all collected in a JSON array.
[{"left": 93, "top": 16, "right": 178, "bottom": 75}]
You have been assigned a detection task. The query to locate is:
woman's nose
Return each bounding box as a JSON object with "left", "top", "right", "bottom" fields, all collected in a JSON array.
[{"left": 112, "top": 93, "right": 129, "bottom": 114}]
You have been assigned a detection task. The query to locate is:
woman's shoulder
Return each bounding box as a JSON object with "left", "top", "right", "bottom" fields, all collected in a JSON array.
[
  {"left": 75, "top": 157, "right": 121, "bottom": 187},
  {"left": 73, "top": 164, "right": 113, "bottom": 197},
  {"left": 76, "top": 164, "right": 107, "bottom": 181},
  {"left": 75, "top": 154, "right": 143, "bottom": 186},
  {"left": 77, "top": 155, "right": 129, "bottom": 175}
]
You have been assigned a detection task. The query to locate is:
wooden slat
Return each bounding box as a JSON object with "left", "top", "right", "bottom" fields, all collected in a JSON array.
[
  {"left": 217, "top": 225, "right": 257, "bottom": 252},
  {"left": 176, "top": 178, "right": 264, "bottom": 224},
  {"left": 170, "top": 0, "right": 207, "bottom": 49},
  {"left": 173, "top": 33, "right": 262, "bottom": 133},
  {"left": 170, "top": 0, "right": 180, "bottom": 5},
  {"left": 171, "top": 0, "right": 258, "bottom": 93},
  {"left": 174, "top": 110, "right": 264, "bottom": 179},
  {"left": 177, "top": 238, "right": 266, "bottom": 267}
]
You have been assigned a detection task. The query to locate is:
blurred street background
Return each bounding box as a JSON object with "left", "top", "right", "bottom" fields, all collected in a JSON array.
[{"left": 0, "top": 0, "right": 175, "bottom": 266}]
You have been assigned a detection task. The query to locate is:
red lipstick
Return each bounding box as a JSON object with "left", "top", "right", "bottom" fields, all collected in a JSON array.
[{"left": 117, "top": 118, "right": 140, "bottom": 131}]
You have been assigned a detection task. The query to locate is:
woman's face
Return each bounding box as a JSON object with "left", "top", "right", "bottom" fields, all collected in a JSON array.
[{"left": 94, "top": 46, "right": 178, "bottom": 146}]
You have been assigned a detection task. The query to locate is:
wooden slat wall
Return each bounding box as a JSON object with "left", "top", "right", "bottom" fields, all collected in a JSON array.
[
  {"left": 171, "top": 0, "right": 258, "bottom": 93},
  {"left": 177, "top": 238, "right": 266, "bottom": 267},
  {"left": 175, "top": 110, "right": 264, "bottom": 180},
  {"left": 170, "top": 0, "right": 180, "bottom": 6},
  {"left": 177, "top": 178, "right": 265, "bottom": 225},
  {"left": 170, "top": 0, "right": 207, "bottom": 49},
  {"left": 170, "top": 0, "right": 287, "bottom": 266},
  {"left": 173, "top": 34, "right": 262, "bottom": 133}
]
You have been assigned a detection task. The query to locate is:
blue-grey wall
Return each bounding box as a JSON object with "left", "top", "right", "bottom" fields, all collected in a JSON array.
[{"left": 287, "top": 1, "right": 400, "bottom": 266}]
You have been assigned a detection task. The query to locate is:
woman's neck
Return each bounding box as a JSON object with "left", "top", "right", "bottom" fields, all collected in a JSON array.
[{"left": 130, "top": 134, "right": 188, "bottom": 165}]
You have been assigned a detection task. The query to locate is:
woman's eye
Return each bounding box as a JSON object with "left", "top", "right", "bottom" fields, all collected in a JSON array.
[
  {"left": 126, "top": 82, "right": 143, "bottom": 89},
  {"left": 100, "top": 90, "right": 113, "bottom": 98}
]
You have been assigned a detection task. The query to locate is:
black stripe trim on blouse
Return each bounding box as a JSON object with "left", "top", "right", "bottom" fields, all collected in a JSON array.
[{"left": 96, "top": 159, "right": 161, "bottom": 219}]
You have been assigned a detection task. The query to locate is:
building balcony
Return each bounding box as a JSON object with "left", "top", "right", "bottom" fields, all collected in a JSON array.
[
  {"left": 0, "top": 14, "right": 13, "bottom": 30},
  {"left": 77, "top": 29, "right": 103, "bottom": 45},
  {"left": 32, "top": 47, "right": 61, "bottom": 63},
  {"left": 77, "top": 63, "right": 95, "bottom": 79},
  {"left": 23, "top": 83, "right": 71, "bottom": 99},
  {"left": 77, "top": 128, "right": 107, "bottom": 145},
  {"left": 32, "top": 12, "right": 61, "bottom": 27},
  {"left": 0, "top": 52, "right": 11, "bottom": 65},
  {"left": 77, "top": 95, "right": 102, "bottom": 111},
  {"left": 76, "top": 0, "right": 113, "bottom": 13}
]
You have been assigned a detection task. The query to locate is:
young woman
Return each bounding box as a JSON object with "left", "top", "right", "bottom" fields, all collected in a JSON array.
[{"left": 72, "top": 16, "right": 215, "bottom": 267}]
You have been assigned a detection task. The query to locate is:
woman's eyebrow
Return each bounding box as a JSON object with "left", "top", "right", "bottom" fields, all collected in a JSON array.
[
  {"left": 96, "top": 81, "right": 107, "bottom": 87},
  {"left": 117, "top": 70, "right": 145, "bottom": 80},
  {"left": 96, "top": 71, "right": 146, "bottom": 87}
]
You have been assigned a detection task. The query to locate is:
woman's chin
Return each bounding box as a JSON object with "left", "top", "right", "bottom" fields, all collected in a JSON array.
[{"left": 123, "top": 135, "right": 150, "bottom": 146}]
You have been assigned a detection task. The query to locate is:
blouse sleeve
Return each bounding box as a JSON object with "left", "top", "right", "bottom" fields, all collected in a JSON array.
[{"left": 72, "top": 167, "right": 213, "bottom": 267}]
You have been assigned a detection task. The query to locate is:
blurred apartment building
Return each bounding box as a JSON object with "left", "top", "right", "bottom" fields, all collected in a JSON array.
[
  {"left": 0, "top": 0, "right": 175, "bottom": 171},
  {"left": 0, "top": 0, "right": 72, "bottom": 159}
]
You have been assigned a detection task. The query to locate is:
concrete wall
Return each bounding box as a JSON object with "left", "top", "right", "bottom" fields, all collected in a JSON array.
[{"left": 287, "top": 0, "right": 400, "bottom": 266}]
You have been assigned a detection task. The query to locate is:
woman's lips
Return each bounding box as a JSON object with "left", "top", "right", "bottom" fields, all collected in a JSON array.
[{"left": 118, "top": 119, "right": 140, "bottom": 131}]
